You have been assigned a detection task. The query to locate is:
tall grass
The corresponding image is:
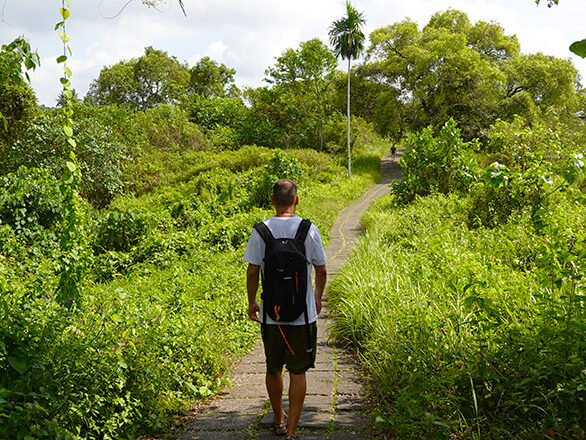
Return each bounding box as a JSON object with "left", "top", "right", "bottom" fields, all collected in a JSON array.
[{"left": 328, "top": 193, "right": 586, "bottom": 439}]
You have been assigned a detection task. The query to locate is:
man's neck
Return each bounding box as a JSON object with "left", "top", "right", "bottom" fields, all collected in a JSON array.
[{"left": 275, "top": 207, "right": 296, "bottom": 217}]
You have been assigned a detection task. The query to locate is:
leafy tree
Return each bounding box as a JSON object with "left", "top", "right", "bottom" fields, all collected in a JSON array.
[
  {"left": 86, "top": 47, "right": 190, "bottom": 110},
  {"left": 501, "top": 53, "right": 580, "bottom": 120},
  {"left": 0, "top": 37, "right": 40, "bottom": 143},
  {"left": 189, "top": 56, "right": 238, "bottom": 98},
  {"left": 263, "top": 38, "right": 338, "bottom": 150},
  {"left": 359, "top": 10, "right": 581, "bottom": 141},
  {"left": 329, "top": 1, "right": 366, "bottom": 177}
]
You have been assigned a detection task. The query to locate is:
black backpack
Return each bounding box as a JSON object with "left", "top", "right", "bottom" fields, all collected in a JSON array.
[{"left": 254, "top": 219, "right": 313, "bottom": 356}]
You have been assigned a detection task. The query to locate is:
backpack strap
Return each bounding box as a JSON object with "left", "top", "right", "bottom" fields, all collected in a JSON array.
[
  {"left": 253, "top": 221, "right": 274, "bottom": 243},
  {"left": 295, "top": 219, "right": 314, "bottom": 361},
  {"left": 294, "top": 219, "right": 311, "bottom": 242}
]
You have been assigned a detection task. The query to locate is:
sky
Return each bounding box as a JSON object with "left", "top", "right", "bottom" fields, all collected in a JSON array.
[{"left": 1, "top": 0, "right": 585, "bottom": 107}]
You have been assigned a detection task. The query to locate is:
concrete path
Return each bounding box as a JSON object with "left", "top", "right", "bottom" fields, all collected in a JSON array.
[{"left": 175, "top": 152, "right": 403, "bottom": 440}]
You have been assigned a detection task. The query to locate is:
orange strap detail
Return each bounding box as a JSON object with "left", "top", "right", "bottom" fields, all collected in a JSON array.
[{"left": 274, "top": 305, "right": 296, "bottom": 356}]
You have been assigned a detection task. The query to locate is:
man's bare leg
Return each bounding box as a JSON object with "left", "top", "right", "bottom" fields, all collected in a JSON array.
[
  {"left": 287, "top": 372, "right": 306, "bottom": 437},
  {"left": 266, "top": 370, "right": 286, "bottom": 428}
]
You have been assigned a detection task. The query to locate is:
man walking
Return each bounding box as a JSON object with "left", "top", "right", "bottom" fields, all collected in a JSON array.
[{"left": 244, "top": 179, "right": 327, "bottom": 440}]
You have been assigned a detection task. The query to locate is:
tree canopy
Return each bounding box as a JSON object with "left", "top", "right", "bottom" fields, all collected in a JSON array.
[
  {"left": 353, "top": 9, "right": 581, "bottom": 141},
  {"left": 86, "top": 47, "right": 190, "bottom": 110},
  {"left": 263, "top": 38, "right": 338, "bottom": 149},
  {"left": 189, "top": 56, "right": 238, "bottom": 98}
]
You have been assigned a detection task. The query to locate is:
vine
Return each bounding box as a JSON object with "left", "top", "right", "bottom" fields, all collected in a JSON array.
[{"left": 55, "top": 0, "right": 87, "bottom": 305}]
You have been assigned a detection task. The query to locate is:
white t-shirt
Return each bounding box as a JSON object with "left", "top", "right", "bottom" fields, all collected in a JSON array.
[{"left": 243, "top": 216, "right": 327, "bottom": 326}]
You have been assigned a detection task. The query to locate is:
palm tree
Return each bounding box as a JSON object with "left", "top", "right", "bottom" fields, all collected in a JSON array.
[{"left": 329, "top": 1, "right": 366, "bottom": 178}]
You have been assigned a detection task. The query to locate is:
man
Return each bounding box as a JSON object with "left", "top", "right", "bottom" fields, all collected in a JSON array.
[{"left": 244, "top": 179, "right": 327, "bottom": 440}]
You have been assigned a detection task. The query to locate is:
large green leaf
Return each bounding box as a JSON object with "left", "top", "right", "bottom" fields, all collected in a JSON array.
[{"left": 570, "top": 39, "right": 586, "bottom": 58}]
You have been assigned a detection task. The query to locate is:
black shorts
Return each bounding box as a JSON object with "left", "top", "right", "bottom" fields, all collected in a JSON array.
[{"left": 261, "top": 322, "right": 317, "bottom": 374}]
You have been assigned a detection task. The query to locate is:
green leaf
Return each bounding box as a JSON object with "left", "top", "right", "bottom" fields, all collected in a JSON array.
[
  {"left": 67, "top": 138, "right": 77, "bottom": 148},
  {"left": 54, "top": 21, "right": 64, "bottom": 30},
  {"left": 57, "top": 55, "right": 67, "bottom": 63},
  {"left": 59, "top": 32, "right": 70, "bottom": 43},
  {"left": 60, "top": 7, "right": 70, "bottom": 19},
  {"left": 570, "top": 39, "right": 586, "bottom": 58},
  {"left": 60, "top": 77, "right": 71, "bottom": 87},
  {"left": 66, "top": 161, "right": 76, "bottom": 172},
  {"left": 63, "top": 126, "right": 73, "bottom": 137},
  {"left": 7, "top": 356, "right": 28, "bottom": 375},
  {"left": 64, "top": 66, "right": 72, "bottom": 78}
]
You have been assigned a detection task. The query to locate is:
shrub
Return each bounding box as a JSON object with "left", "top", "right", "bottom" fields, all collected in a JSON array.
[
  {"left": 392, "top": 119, "right": 479, "bottom": 204},
  {"left": 93, "top": 209, "right": 157, "bottom": 253},
  {"left": 0, "top": 167, "right": 64, "bottom": 240},
  {"left": 249, "top": 150, "right": 302, "bottom": 208},
  {"left": 134, "top": 104, "right": 206, "bottom": 152}
]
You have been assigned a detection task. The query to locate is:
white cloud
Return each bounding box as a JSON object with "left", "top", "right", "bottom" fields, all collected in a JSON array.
[{"left": 205, "top": 40, "right": 228, "bottom": 61}]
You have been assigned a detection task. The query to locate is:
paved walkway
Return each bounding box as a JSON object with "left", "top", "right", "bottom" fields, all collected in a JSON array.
[{"left": 176, "top": 152, "right": 403, "bottom": 440}]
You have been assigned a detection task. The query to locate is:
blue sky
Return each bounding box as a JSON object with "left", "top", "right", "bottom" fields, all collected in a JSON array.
[{"left": 1, "top": 0, "right": 584, "bottom": 106}]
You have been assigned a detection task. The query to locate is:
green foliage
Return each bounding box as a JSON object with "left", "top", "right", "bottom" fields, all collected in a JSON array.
[
  {"left": 0, "top": 37, "right": 40, "bottom": 141},
  {"left": 468, "top": 116, "right": 586, "bottom": 228},
  {"left": 189, "top": 56, "right": 238, "bottom": 98},
  {"left": 0, "top": 107, "right": 132, "bottom": 207},
  {"left": 93, "top": 209, "right": 156, "bottom": 253},
  {"left": 263, "top": 39, "right": 338, "bottom": 150},
  {"left": 182, "top": 94, "right": 246, "bottom": 131},
  {"left": 86, "top": 47, "right": 190, "bottom": 110},
  {"left": 249, "top": 150, "right": 302, "bottom": 208},
  {"left": 359, "top": 10, "right": 581, "bottom": 141},
  {"left": 328, "top": 1, "right": 366, "bottom": 61},
  {"left": 329, "top": 191, "right": 586, "bottom": 438},
  {"left": 134, "top": 104, "right": 207, "bottom": 152},
  {"left": 392, "top": 119, "right": 479, "bottom": 204},
  {"left": 0, "top": 167, "right": 65, "bottom": 240}
]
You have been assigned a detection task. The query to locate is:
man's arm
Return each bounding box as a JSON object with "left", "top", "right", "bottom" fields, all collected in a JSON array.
[
  {"left": 246, "top": 263, "right": 261, "bottom": 322},
  {"left": 313, "top": 264, "right": 327, "bottom": 315}
]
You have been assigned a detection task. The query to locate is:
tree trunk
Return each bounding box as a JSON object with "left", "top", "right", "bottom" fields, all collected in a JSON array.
[{"left": 347, "top": 57, "right": 351, "bottom": 178}]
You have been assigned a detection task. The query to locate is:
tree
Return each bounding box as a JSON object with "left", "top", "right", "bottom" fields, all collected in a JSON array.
[
  {"left": 359, "top": 10, "right": 581, "bottom": 141},
  {"left": 264, "top": 39, "right": 338, "bottom": 150},
  {"left": 329, "top": 1, "right": 366, "bottom": 177},
  {"left": 189, "top": 56, "right": 238, "bottom": 98},
  {"left": 86, "top": 47, "right": 190, "bottom": 110},
  {"left": 0, "top": 37, "right": 40, "bottom": 145}
]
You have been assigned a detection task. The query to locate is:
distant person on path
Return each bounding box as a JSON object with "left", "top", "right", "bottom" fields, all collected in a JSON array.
[
  {"left": 244, "top": 179, "right": 328, "bottom": 440},
  {"left": 391, "top": 144, "right": 397, "bottom": 161}
]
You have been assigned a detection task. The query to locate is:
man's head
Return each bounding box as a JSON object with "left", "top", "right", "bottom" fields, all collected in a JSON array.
[{"left": 272, "top": 179, "right": 298, "bottom": 209}]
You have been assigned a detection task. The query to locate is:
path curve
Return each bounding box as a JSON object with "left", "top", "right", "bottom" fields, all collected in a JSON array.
[{"left": 175, "top": 151, "right": 403, "bottom": 440}]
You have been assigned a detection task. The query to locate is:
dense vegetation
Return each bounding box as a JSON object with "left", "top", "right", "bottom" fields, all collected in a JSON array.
[
  {"left": 328, "top": 118, "right": 586, "bottom": 438},
  {"left": 1, "top": 4, "right": 585, "bottom": 440}
]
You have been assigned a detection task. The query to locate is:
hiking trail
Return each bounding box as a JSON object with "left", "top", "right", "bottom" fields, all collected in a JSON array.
[{"left": 173, "top": 150, "right": 403, "bottom": 440}]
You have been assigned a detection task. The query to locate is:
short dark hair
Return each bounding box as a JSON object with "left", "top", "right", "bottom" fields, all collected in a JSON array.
[{"left": 272, "top": 179, "right": 297, "bottom": 207}]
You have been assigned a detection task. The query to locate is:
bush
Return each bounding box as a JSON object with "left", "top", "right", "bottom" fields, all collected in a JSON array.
[
  {"left": 0, "top": 167, "right": 64, "bottom": 240},
  {"left": 0, "top": 106, "right": 134, "bottom": 207},
  {"left": 92, "top": 209, "right": 157, "bottom": 253},
  {"left": 249, "top": 150, "right": 302, "bottom": 208},
  {"left": 392, "top": 119, "right": 479, "bottom": 204},
  {"left": 134, "top": 104, "right": 206, "bottom": 152}
]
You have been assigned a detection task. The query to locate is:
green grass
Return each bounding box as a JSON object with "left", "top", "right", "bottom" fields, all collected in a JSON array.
[{"left": 328, "top": 193, "right": 586, "bottom": 439}]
